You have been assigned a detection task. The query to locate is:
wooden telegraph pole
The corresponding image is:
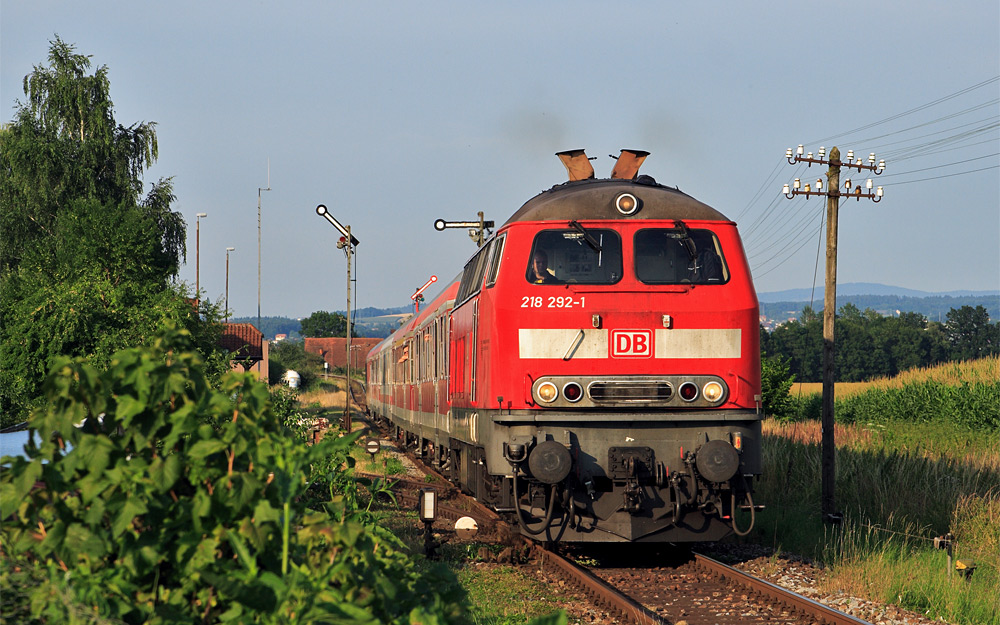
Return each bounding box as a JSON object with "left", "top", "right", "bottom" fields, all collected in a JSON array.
[
  {"left": 784, "top": 145, "right": 885, "bottom": 522},
  {"left": 821, "top": 148, "right": 840, "bottom": 522}
]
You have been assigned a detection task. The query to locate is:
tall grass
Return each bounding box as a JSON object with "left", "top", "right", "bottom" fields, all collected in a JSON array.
[{"left": 753, "top": 418, "right": 1000, "bottom": 624}]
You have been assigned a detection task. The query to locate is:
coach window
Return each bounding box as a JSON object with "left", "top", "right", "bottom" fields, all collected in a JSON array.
[
  {"left": 526, "top": 228, "right": 623, "bottom": 285},
  {"left": 426, "top": 329, "right": 432, "bottom": 380},
  {"left": 634, "top": 227, "right": 729, "bottom": 285}
]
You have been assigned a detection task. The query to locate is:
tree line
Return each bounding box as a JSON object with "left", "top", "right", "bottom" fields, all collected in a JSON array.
[{"left": 761, "top": 303, "right": 999, "bottom": 382}]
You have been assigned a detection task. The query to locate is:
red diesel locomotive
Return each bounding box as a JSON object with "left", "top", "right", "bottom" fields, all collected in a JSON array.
[{"left": 366, "top": 149, "right": 761, "bottom": 543}]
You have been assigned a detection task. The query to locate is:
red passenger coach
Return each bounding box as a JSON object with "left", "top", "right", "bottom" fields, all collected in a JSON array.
[{"left": 367, "top": 149, "right": 762, "bottom": 543}]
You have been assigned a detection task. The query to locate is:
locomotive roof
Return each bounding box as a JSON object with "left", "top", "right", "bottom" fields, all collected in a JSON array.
[{"left": 502, "top": 177, "right": 731, "bottom": 226}]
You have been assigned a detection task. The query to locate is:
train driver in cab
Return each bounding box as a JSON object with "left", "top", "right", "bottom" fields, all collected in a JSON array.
[{"left": 528, "top": 249, "right": 563, "bottom": 284}]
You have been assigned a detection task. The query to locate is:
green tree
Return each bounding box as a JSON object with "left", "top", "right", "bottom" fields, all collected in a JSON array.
[
  {"left": 1, "top": 37, "right": 180, "bottom": 274},
  {"left": 945, "top": 305, "right": 1000, "bottom": 361},
  {"left": 299, "top": 310, "right": 356, "bottom": 338},
  {"left": 0, "top": 38, "right": 215, "bottom": 426},
  {"left": 765, "top": 306, "right": 823, "bottom": 381},
  {"left": 269, "top": 340, "right": 326, "bottom": 389}
]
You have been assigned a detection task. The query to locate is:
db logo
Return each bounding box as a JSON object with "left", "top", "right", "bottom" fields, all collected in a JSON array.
[{"left": 610, "top": 329, "right": 653, "bottom": 358}]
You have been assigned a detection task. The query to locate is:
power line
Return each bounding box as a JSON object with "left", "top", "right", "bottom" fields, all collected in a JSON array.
[
  {"left": 742, "top": 77, "right": 999, "bottom": 280},
  {"left": 808, "top": 76, "right": 999, "bottom": 144}
]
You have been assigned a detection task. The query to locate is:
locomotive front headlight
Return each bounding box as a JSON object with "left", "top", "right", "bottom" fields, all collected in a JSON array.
[
  {"left": 615, "top": 192, "right": 640, "bottom": 215},
  {"left": 702, "top": 381, "right": 725, "bottom": 403},
  {"left": 537, "top": 381, "right": 559, "bottom": 403}
]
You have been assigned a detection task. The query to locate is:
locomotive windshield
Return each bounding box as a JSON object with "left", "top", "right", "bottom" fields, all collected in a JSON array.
[
  {"left": 634, "top": 227, "right": 729, "bottom": 284},
  {"left": 527, "top": 229, "right": 623, "bottom": 285}
]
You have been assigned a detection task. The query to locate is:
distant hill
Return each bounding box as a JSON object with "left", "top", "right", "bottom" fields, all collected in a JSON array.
[
  {"left": 758, "top": 282, "right": 998, "bottom": 303},
  {"left": 759, "top": 284, "right": 999, "bottom": 324}
]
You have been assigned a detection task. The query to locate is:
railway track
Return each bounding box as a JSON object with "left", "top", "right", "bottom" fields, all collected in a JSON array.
[
  {"left": 356, "top": 418, "right": 872, "bottom": 625},
  {"left": 537, "top": 548, "right": 874, "bottom": 625}
]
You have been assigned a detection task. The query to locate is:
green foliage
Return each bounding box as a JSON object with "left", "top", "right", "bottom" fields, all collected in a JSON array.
[
  {"left": 764, "top": 304, "right": 996, "bottom": 383},
  {"left": 0, "top": 325, "right": 466, "bottom": 624},
  {"left": 300, "top": 310, "right": 356, "bottom": 338},
  {"left": 1, "top": 37, "right": 178, "bottom": 275},
  {"left": 268, "top": 340, "right": 326, "bottom": 390},
  {"left": 0, "top": 38, "right": 219, "bottom": 427},
  {"left": 760, "top": 353, "right": 795, "bottom": 420},
  {"left": 788, "top": 392, "right": 823, "bottom": 421},
  {"left": 946, "top": 305, "right": 1000, "bottom": 361},
  {"left": 836, "top": 380, "right": 1000, "bottom": 430}
]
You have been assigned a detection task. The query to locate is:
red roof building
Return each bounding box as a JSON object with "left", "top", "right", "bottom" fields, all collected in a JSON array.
[
  {"left": 221, "top": 323, "right": 269, "bottom": 381},
  {"left": 305, "top": 337, "right": 382, "bottom": 370}
]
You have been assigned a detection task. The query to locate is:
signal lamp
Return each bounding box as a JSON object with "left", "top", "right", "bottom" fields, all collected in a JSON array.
[
  {"left": 419, "top": 488, "right": 437, "bottom": 522},
  {"left": 537, "top": 382, "right": 558, "bottom": 403},
  {"left": 679, "top": 382, "right": 699, "bottom": 402},
  {"left": 563, "top": 382, "right": 583, "bottom": 402}
]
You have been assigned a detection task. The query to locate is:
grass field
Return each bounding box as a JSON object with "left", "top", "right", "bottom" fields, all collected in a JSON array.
[
  {"left": 759, "top": 356, "right": 1000, "bottom": 624},
  {"left": 790, "top": 355, "right": 999, "bottom": 398}
]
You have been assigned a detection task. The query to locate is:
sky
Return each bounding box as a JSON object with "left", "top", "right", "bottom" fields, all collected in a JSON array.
[{"left": 3, "top": 1, "right": 998, "bottom": 319}]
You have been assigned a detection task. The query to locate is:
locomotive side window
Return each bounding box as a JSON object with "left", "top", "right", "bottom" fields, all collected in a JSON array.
[
  {"left": 456, "top": 238, "right": 495, "bottom": 303},
  {"left": 526, "top": 228, "right": 623, "bottom": 285},
  {"left": 484, "top": 233, "right": 506, "bottom": 288},
  {"left": 634, "top": 227, "right": 729, "bottom": 285}
]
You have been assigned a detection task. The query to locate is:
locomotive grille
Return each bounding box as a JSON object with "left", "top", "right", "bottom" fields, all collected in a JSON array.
[{"left": 588, "top": 381, "right": 672, "bottom": 402}]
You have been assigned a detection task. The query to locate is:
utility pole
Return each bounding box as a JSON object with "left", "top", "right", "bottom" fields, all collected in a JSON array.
[
  {"left": 258, "top": 162, "right": 272, "bottom": 331},
  {"left": 783, "top": 145, "right": 884, "bottom": 523},
  {"left": 196, "top": 212, "right": 207, "bottom": 305},
  {"left": 225, "top": 246, "right": 235, "bottom": 322}
]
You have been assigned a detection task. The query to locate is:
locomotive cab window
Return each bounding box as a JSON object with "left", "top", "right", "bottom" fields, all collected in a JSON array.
[
  {"left": 527, "top": 228, "right": 622, "bottom": 285},
  {"left": 634, "top": 227, "right": 729, "bottom": 285},
  {"left": 456, "top": 237, "right": 499, "bottom": 303}
]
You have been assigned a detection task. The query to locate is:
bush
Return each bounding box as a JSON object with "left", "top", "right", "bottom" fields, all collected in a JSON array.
[
  {"left": 761, "top": 354, "right": 795, "bottom": 420},
  {"left": 0, "top": 324, "right": 465, "bottom": 624}
]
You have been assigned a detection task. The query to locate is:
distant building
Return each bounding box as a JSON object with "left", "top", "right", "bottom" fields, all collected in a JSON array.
[
  {"left": 305, "top": 337, "right": 382, "bottom": 370},
  {"left": 274, "top": 333, "right": 287, "bottom": 343},
  {"left": 220, "top": 323, "right": 269, "bottom": 382}
]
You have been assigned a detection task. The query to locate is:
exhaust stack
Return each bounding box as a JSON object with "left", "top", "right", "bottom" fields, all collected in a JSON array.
[
  {"left": 556, "top": 149, "right": 595, "bottom": 181},
  {"left": 610, "top": 149, "right": 650, "bottom": 180}
]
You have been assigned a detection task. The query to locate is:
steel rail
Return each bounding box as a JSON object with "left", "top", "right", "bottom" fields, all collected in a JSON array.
[
  {"left": 537, "top": 547, "right": 666, "bottom": 625},
  {"left": 693, "top": 552, "right": 873, "bottom": 625}
]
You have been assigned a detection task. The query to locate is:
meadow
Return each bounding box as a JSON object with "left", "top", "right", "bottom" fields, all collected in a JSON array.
[{"left": 755, "top": 357, "right": 1000, "bottom": 624}]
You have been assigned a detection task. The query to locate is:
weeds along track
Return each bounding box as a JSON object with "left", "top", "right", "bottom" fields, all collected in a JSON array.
[{"left": 357, "top": 415, "right": 874, "bottom": 625}]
